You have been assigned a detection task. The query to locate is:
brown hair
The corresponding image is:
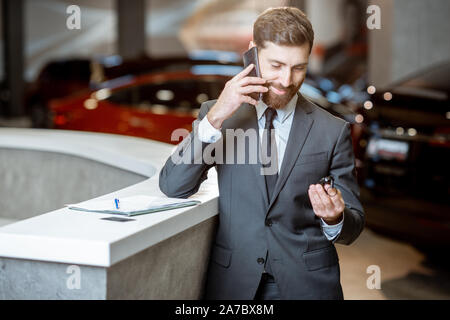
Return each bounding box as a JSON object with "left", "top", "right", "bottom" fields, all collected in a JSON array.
[{"left": 253, "top": 7, "right": 314, "bottom": 53}]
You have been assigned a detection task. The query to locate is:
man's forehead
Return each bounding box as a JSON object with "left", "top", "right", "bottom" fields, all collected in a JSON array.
[
  {"left": 259, "top": 41, "right": 310, "bottom": 63},
  {"left": 260, "top": 41, "right": 310, "bottom": 50}
]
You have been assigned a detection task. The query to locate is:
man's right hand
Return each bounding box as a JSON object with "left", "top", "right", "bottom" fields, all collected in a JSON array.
[{"left": 207, "top": 64, "right": 268, "bottom": 129}]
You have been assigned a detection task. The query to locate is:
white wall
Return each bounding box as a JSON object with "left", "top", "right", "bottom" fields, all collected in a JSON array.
[
  {"left": 23, "top": 0, "right": 212, "bottom": 80},
  {"left": 368, "top": 0, "right": 394, "bottom": 88},
  {"left": 24, "top": 0, "right": 117, "bottom": 81},
  {"left": 306, "top": 0, "right": 346, "bottom": 48},
  {"left": 392, "top": 0, "right": 450, "bottom": 83},
  {"left": 145, "top": 0, "right": 203, "bottom": 57},
  {"left": 369, "top": 0, "right": 450, "bottom": 88}
]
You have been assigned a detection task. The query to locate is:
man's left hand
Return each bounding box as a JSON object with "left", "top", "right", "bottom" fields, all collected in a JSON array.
[{"left": 308, "top": 184, "right": 345, "bottom": 225}]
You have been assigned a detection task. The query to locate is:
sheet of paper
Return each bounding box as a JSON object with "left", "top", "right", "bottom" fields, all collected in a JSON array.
[{"left": 66, "top": 195, "right": 200, "bottom": 215}]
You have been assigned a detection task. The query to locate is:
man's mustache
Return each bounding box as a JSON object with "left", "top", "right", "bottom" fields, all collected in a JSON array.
[{"left": 265, "top": 82, "right": 296, "bottom": 91}]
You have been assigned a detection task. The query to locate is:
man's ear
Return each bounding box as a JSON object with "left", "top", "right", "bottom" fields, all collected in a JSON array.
[{"left": 248, "top": 41, "right": 256, "bottom": 50}]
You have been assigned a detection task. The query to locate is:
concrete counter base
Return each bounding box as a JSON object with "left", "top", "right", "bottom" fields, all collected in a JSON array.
[{"left": 0, "top": 216, "right": 217, "bottom": 299}]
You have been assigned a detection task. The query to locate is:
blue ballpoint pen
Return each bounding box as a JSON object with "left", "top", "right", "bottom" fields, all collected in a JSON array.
[{"left": 114, "top": 198, "right": 120, "bottom": 210}]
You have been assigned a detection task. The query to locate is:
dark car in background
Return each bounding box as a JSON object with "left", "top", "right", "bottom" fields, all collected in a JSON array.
[
  {"left": 359, "top": 63, "right": 450, "bottom": 251},
  {"left": 25, "top": 58, "right": 92, "bottom": 128}
]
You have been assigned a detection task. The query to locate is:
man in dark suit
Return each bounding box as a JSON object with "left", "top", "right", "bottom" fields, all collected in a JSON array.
[{"left": 159, "top": 7, "right": 364, "bottom": 300}]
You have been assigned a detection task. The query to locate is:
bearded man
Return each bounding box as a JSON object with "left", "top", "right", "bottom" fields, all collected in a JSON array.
[{"left": 159, "top": 7, "right": 364, "bottom": 300}]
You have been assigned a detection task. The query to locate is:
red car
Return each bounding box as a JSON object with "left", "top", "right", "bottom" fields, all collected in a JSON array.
[
  {"left": 49, "top": 69, "right": 233, "bottom": 144},
  {"left": 27, "top": 54, "right": 241, "bottom": 128}
]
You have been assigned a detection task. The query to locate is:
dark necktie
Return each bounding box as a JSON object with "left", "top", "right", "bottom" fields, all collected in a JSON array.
[
  {"left": 262, "top": 108, "right": 278, "bottom": 200},
  {"left": 261, "top": 108, "right": 278, "bottom": 276}
]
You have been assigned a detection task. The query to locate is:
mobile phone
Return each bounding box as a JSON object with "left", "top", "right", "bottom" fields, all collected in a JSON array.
[{"left": 243, "top": 46, "right": 263, "bottom": 101}]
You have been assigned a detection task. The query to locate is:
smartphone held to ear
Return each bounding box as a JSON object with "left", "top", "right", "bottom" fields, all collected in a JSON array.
[{"left": 243, "top": 47, "right": 263, "bottom": 101}]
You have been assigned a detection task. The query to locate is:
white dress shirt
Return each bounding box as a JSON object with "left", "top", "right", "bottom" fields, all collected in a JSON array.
[{"left": 198, "top": 96, "right": 343, "bottom": 241}]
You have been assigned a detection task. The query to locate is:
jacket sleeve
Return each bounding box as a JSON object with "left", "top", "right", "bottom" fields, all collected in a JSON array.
[
  {"left": 330, "top": 122, "right": 365, "bottom": 245},
  {"left": 159, "top": 100, "right": 217, "bottom": 198}
]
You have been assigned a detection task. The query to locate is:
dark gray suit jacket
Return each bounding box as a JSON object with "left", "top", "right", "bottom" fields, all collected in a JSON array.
[{"left": 159, "top": 93, "right": 364, "bottom": 299}]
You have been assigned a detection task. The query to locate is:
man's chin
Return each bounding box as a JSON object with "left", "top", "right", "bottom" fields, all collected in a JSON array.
[{"left": 263, "top": 90, "right": 297, "bottom": 109}]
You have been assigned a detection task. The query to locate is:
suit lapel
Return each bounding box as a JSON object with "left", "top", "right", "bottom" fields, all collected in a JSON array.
[{"left": 267, "top": 94, "right": 314, "bottom": 212}]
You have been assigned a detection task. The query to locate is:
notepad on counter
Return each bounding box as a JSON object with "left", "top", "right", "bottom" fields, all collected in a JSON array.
[{"left": 66, "top": 195, "right": 200, "bottom": 216}]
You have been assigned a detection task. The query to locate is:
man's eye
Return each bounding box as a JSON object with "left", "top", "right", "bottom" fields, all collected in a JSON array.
[
  {"left": 271, "top": 65, "right": 281, "bottom": 69},
  {"left": 294, "top": 67, "right": 305, "bottom": 71}
]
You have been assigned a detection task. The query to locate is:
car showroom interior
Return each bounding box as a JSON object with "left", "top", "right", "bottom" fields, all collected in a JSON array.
[{"left": 0, "top": 0, "right": 449, "bottom": 301}]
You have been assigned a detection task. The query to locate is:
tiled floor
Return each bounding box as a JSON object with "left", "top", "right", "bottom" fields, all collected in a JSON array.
[{"left": 338, "top": 227, "right": 450, "bottom": 300}]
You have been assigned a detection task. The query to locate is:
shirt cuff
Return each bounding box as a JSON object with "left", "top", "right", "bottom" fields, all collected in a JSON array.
[
  {"left": 320, "top": 214, "right": 344, "bottom": 242},
  {"left": 198, "top": 115, "right": 223, "bottom": 143}
]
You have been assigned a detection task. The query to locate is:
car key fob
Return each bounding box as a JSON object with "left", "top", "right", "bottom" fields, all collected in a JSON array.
[
  {"left": 319, "top": 175, "right": 334, "bottom": 188},
  {"left": 319, "top": 176, "right": 336, "bottom": 196}
]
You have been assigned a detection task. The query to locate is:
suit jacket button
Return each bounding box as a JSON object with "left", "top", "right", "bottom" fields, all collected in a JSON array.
[
  {"left": 257, "top": 257, "right": 265, "bottom": 264},
  {"left": 265, "top": 219, "right": 273, "bottom": 227}
]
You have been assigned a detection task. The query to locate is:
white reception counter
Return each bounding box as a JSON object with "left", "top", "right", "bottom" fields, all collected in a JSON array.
[{"left": 0, "top": 128, "right": 219, "bottom": 299}]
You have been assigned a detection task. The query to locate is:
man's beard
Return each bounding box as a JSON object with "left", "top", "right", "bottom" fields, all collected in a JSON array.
[{"left": 262, "top": 82, "right": 301, "bottom": 109}]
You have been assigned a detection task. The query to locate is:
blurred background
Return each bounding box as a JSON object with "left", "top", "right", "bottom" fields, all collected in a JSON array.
[{"left": 0, "top": 0, "right": 449, "bottom": 299}]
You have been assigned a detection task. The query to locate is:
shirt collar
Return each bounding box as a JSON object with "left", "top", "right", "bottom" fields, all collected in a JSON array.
[{"left": 255, "top": 93, "right": 298, "bottom": 124}]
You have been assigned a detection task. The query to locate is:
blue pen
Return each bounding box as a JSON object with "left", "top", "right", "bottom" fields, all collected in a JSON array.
[{"left": 114, "top": 198, "right": 120, "bottom": 210}]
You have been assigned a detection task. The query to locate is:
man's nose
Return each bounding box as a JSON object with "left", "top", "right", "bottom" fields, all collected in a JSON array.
[{"left": 279, "top": 69, "right": 292, "bottom": 88}]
